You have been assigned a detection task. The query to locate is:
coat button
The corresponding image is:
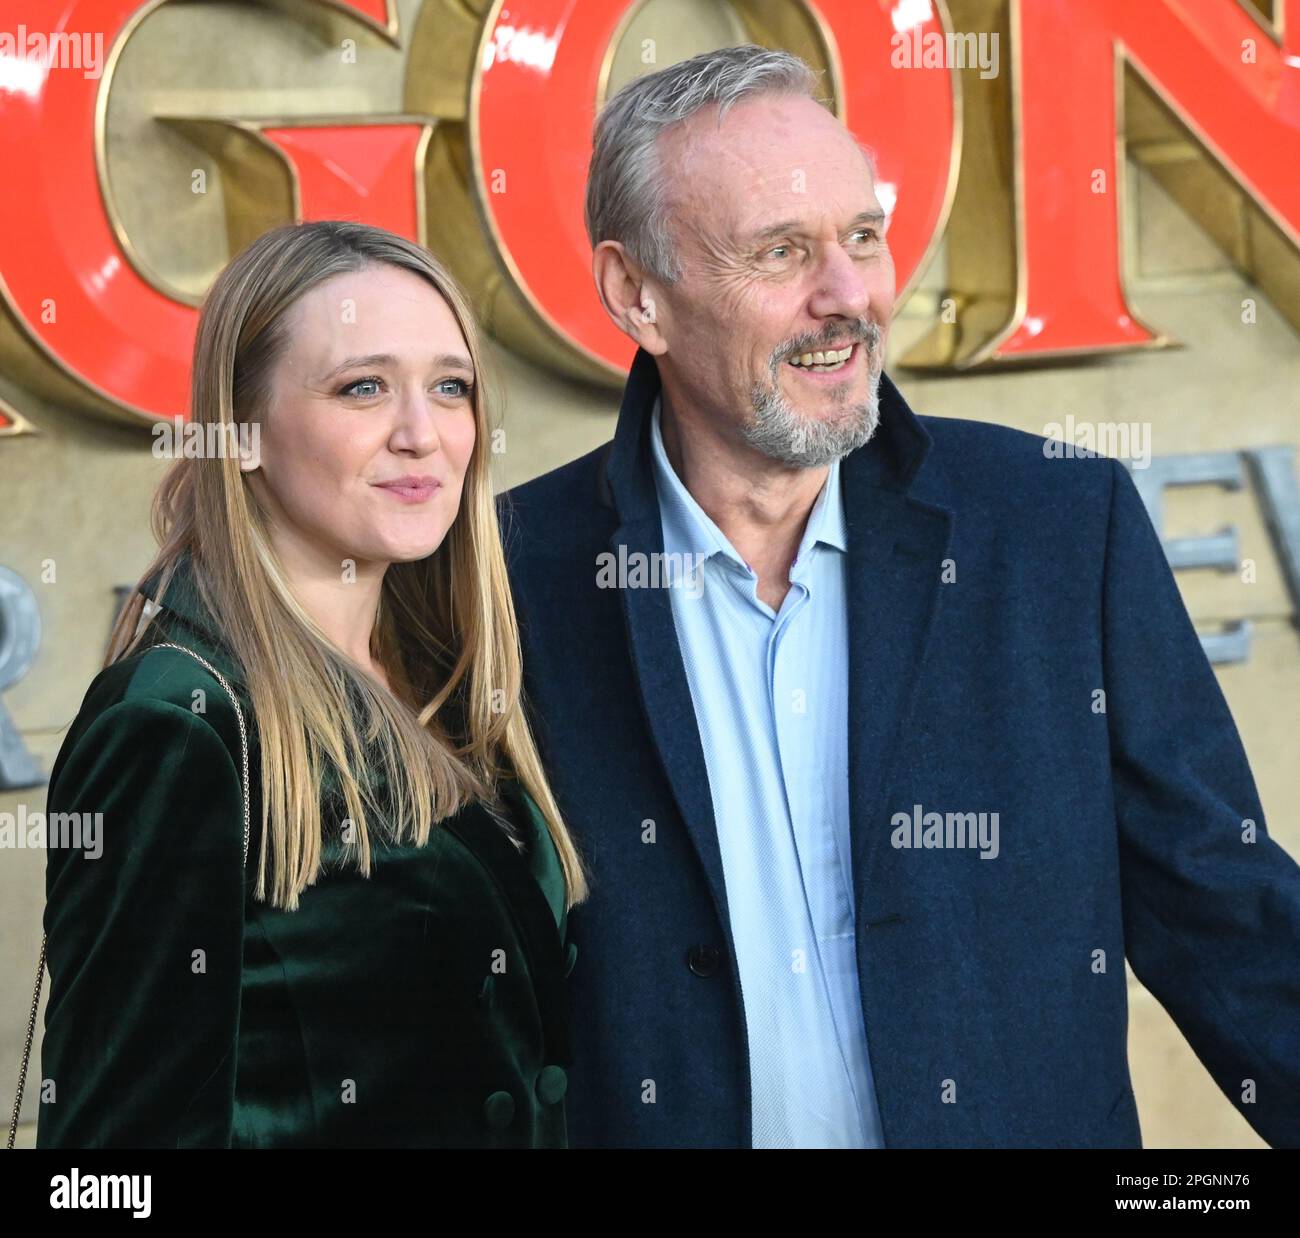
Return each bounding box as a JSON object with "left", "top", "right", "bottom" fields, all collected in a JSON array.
[
  {"left": 535, "top": 1065, "right": 567, "bottom": 1106},
  {"left": 687, "top": 944, "right": 720, "bottom": 977},
  {"left": 483, "top": 1090, "right": 515, "bottom": 1130},
  {"left": 564, "top": 942, "right": 578, "bottom": 977}
]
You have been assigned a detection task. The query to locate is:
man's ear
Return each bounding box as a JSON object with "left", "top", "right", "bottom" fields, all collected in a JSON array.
[{"left": 592, "top": 240, "right": 668, "bottom": 356}]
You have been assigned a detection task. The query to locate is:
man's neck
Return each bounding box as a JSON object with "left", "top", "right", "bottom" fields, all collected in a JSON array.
[{"left": 658, "top": 388, "right": 828, "bottom": 611}]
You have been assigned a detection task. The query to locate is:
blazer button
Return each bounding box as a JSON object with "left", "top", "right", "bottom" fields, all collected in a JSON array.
[
  {"left": 564, "top": 942, "right": 578, "bottom": 977},
  {"left": 535, "top": 1065, "right": 568, "bottom": 1106},
  {"left": 687, "top": 944, "right": 720, "bottom": 977},
  {"left": 483, "top": 1089, "right": 515, "bottom": 1131}
]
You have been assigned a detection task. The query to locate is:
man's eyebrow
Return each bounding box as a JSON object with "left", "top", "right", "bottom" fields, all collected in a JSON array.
[
  {"left": 848, "top": 209, "right": 888, "bottom": 230},
  {"left": 741, "top": 210, "right": 887, "bottom": 247},
  {"left": 318, "top": 352, "right": 474, "bottom": 382}
]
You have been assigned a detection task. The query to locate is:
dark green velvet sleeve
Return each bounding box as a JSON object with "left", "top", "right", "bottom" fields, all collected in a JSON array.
[{"left": 37, "top": 698, "right": 246, "bottom": 1149}]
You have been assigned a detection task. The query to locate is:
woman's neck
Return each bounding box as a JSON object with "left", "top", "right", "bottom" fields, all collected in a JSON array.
[{"left": 269, "top": 533, "right": 389, "bottom": 677}]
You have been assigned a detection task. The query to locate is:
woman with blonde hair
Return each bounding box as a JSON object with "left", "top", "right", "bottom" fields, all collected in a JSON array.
[{"left": 31, "top": 219, "right": 587, "bottom": 1148}]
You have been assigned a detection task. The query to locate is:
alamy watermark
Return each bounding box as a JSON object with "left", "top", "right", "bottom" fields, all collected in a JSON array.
[
  {"left": 596, "top": 547, "right": 707, "bottom": 599},
  {"left": 891, "top": 27, "right": 1000, "bottom": 80},
  {"left": 0, "top": 26, "right": 104, "bottom": 80},
  {"left": 50, "top": 1170, "right": 151, "bottom": 1219},
  {"left": 152, "top": 417, "right": 261, "bottom": 467},
  {"left": 1043, "top": 415, "right": 1151, "bottom": 469},
  {"left": 891, "top": 803, "right": 1000, "bottom": 859},
  {"left": 0, "top": 804, "right": 102, "bottom": 858}
]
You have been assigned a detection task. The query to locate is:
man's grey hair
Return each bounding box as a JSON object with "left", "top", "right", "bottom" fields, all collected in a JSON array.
[{"left": 584, "top": 44, "right": 824, "bottom": 285}]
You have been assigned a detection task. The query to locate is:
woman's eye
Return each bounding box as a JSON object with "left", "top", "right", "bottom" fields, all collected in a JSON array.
[
  {"left": 435, "top": 378, "right": 474, "bottom": 399},
  {"left": 340, "top": 377, "right": 383, "bottom": 399}
]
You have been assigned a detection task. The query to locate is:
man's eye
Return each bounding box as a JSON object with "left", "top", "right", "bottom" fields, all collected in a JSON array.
[
  {"left": 767, "top": 245, "right": 791, "bottom": 260},
  {"left": 852, "top": 229, "right": 878, "bottom": 244},
  {"left": 435, "top": 378, "right": 474, "bottom": 399},
  {"left": 340, "top": 377, "right": 383, "bottom": 399}
]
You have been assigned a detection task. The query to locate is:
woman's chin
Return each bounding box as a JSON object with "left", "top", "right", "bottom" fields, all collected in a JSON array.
[{"left": 366, "top": 533, "right": 450, "bottom": 565}]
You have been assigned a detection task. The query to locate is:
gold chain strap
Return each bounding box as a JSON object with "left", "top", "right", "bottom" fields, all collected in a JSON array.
[{"left": 6, "top": 642, "right": 250, "bottom": 1149}]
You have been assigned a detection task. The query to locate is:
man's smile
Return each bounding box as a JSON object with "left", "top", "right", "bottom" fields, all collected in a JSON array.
[{"left": 783, "top": 341, "right": 864, "bottom": 381}]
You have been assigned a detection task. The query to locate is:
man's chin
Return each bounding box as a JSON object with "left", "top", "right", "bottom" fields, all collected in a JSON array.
[{"left": 779, "top": 387, "right": 874, "bottom": 432}]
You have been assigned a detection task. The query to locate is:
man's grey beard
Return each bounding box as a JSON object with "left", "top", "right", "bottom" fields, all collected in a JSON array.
[{"left": 741, "top": 323, "right": 883, "bottom": 468}]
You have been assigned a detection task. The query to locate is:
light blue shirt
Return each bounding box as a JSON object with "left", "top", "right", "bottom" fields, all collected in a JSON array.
[{"left": 648, "top": 396, "right": 885, "bottom": 1148}]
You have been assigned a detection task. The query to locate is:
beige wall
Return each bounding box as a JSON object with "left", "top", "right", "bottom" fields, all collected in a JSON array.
[{"left": 2, "top": 0, "right": 1297, "bottom": 1147}]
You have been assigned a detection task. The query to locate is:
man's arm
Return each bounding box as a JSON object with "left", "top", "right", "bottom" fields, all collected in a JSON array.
[{"left": 1101, "top": 456, "right": 1300, "bottom": 1147}]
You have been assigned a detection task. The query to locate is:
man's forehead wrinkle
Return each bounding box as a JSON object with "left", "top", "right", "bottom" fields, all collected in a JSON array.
[
  {"left": 669, "top": 147, "right": 751, "bottom": 241},
  {"left": 676, "top": 130, "right": 758, "bottom": 188},
  {"left": 685, "top": 209, "right": 744, "bottom": 268},
  {"left": 682, "top": 123, "right": 866, "bottom": 189},
  {"left": 666, "top": 172, "right": 738, "bottom": 245},
  {"left": 677, "top": 146, "right": 807, "bottom": 233}
]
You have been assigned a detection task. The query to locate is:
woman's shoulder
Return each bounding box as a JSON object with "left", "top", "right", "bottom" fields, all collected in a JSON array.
[
  {"left": 50, "top": 638, "right": 250, "bottom": 800},
  {"left": 111, "top": 636, "right": 246, "bottom": 712},
  {"left": 42, "top": 641, "right": 253, "bottom": 898}
]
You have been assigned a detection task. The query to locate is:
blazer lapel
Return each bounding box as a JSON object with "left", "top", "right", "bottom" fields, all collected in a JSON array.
[
  {"left": 602, "top": 350, "right": 733, "bottom": 937},
  {"left": 615, "top": 517, "right": 734, "bottom": 931},
  {"left": 840, "top": 375, "right": 955, "bottom": 920},
  {"left": 442, "top": 802, "right": 572, "bottom": 1063}
]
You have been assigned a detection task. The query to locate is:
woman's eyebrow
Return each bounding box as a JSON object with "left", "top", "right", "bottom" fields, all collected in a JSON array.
[
  {"left": 320, "top": 352, "right": 396, "bottom": 381},
  {"left": 319, "top": 352, "right": 474, "bottom": 381},
  {"left": 432, "top": 352, "right": 475, "bottom": 373}
]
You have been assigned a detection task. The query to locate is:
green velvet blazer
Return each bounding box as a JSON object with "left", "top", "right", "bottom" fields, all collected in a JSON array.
[{"left": 36, "top": 556, "right": 575, "bottom": 1148}]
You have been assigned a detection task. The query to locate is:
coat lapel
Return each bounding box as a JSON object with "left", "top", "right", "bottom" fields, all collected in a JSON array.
[
  {"left": 441, "top": 801, "right": 572, "bottom": 1064},
  {"left": 616, "top": 522, "right": 733, "bottom": 929},
  {"left": 840, "top": 415, "right": 954, "bottom": 919},
  {"left": 602, "top": 351, "right": 734, "bottom": 932}
]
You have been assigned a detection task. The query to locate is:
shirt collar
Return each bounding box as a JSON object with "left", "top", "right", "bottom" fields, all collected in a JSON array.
[
  {"left": 649, "top": 395, "right": 745, "bottom": 570},
  {"left": 648, "top": 394, "right": 848, "bottom": 572}
]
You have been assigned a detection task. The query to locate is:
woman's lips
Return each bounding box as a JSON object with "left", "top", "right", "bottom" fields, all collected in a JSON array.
[{"left": 373, "top": 476, "right": 441, "bottom": 503}]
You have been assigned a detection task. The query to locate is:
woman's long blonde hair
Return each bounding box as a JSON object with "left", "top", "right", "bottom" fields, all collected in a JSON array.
[{"left": 107, "top": 220, "right": 588, "bottom": 912}]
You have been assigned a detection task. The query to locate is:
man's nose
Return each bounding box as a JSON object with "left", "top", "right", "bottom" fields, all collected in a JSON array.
[{"left": 806, "top": 243, "right": 873, "bottom": 322}]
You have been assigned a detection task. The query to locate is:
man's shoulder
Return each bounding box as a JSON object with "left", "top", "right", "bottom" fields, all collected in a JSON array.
[
  {"left": 498, "top": 441, "right": 617, "bottom": 567},
  {"left": 502, "top": 440, "right": 613, "bottom": 511},
  {"left": 913, "top": 412, "right": 1118, "bottom": 508}
]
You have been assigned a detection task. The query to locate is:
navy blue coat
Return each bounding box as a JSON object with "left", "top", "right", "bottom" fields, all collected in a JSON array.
[{"left": 500, "top": 346, "right": 1300, "bottom": 1148}]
